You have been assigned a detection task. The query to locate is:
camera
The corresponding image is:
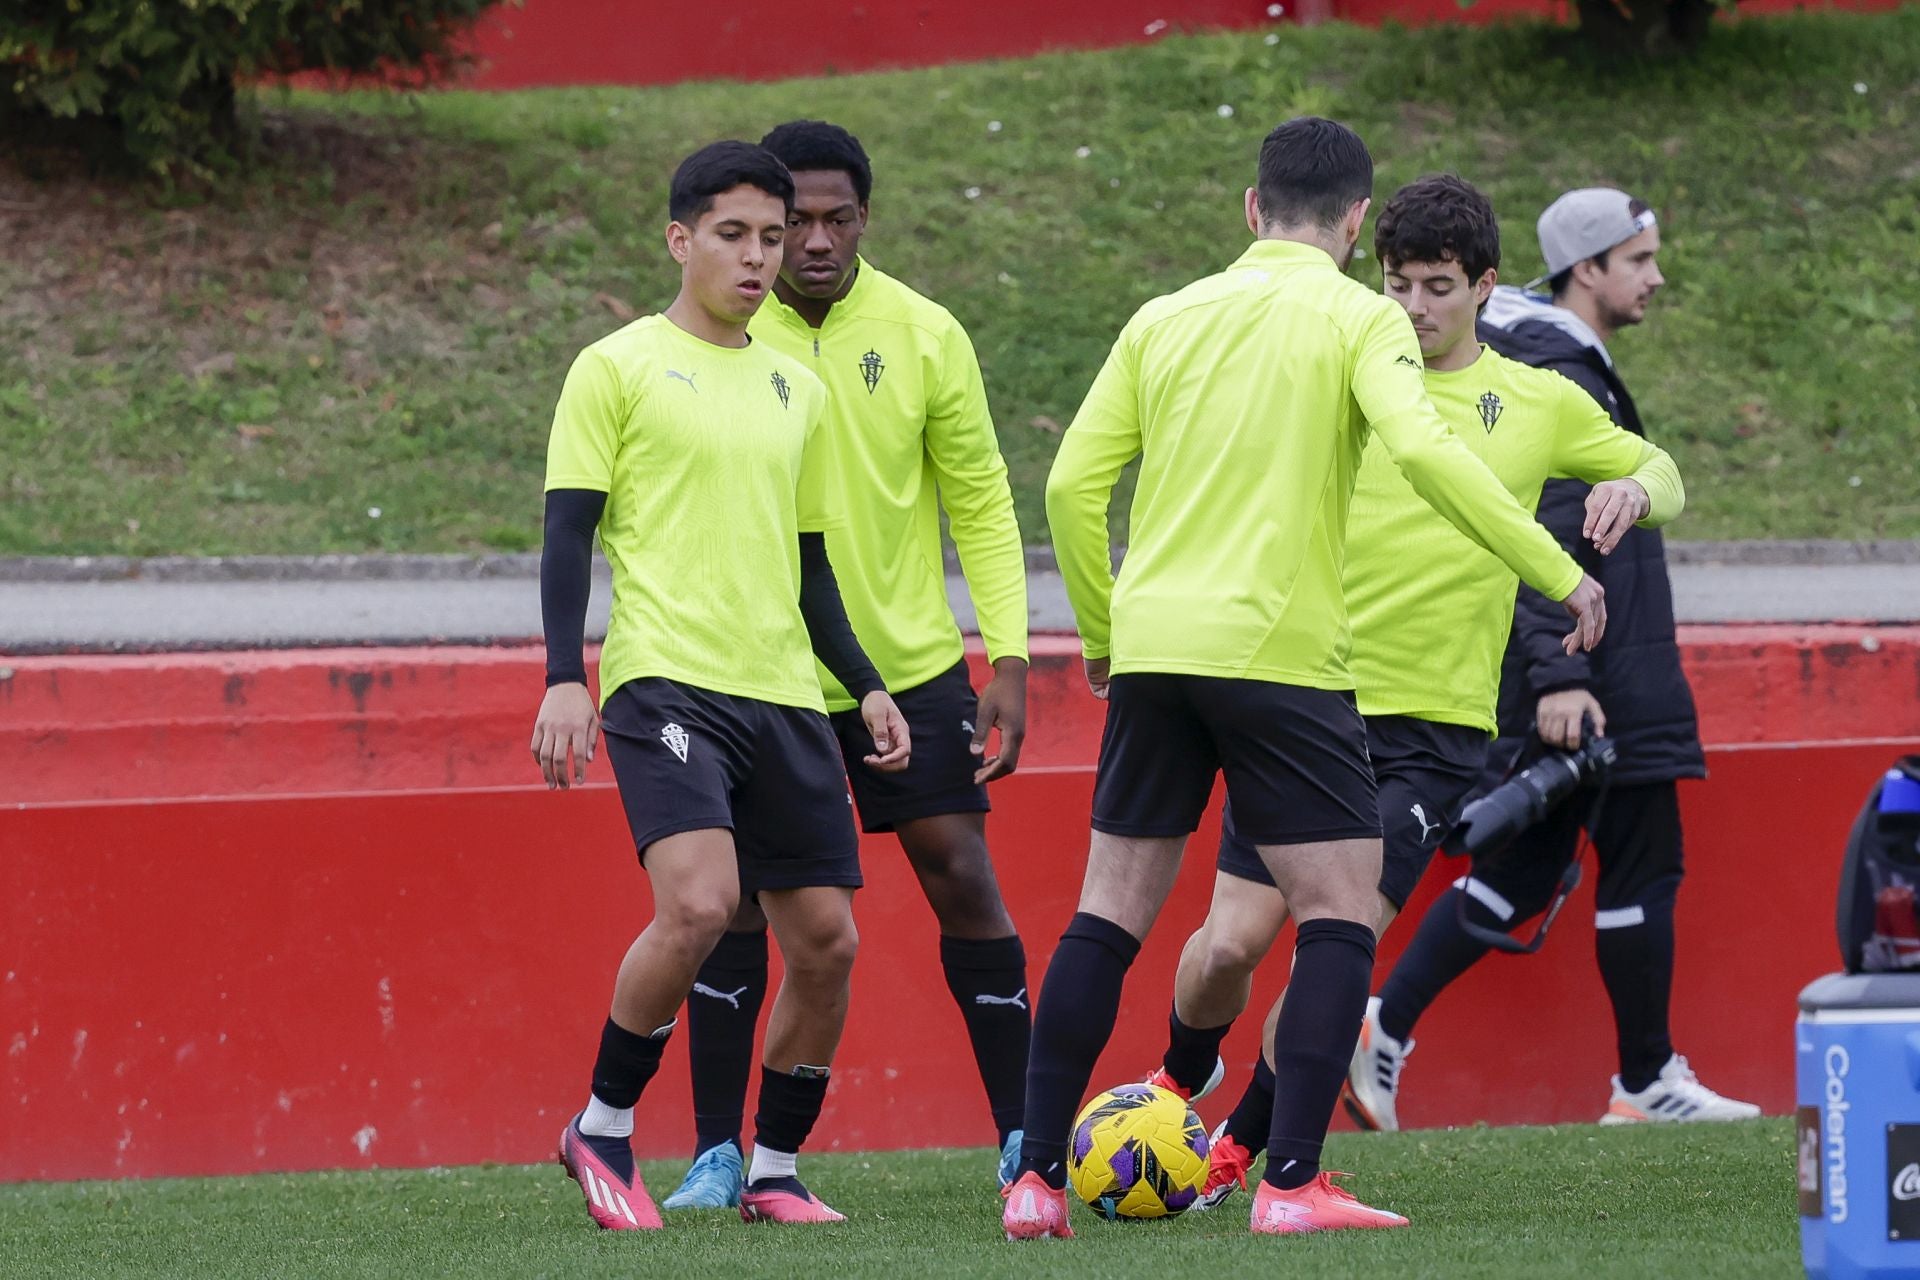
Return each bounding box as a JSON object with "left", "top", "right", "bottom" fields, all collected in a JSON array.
[{"left": 1443, "top": 734, "right": 1617, "bottom": 859}]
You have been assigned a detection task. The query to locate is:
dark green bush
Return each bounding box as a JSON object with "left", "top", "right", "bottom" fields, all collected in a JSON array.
[{"left": 2, "top": 1, "right": 503, "bottom": 174}]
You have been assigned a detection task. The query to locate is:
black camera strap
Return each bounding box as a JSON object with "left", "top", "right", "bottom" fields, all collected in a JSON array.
[{"left": 1450, "top": 734, "right": 1610, "bottom": 956}]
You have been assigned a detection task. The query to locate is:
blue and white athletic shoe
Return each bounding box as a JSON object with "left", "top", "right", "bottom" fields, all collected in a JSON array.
[
  {"left": 661, "top": 1142, "right": 744, "bottom": 1210},
  {"left": 997, "top": 1129, "right": 1023, "bottom": 1189}
]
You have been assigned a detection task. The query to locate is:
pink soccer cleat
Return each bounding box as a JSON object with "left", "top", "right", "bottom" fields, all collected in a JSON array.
[
  {"left": 1249, "top": 1171, "right": 1408, "bottom": 1235},
  {"left": 557, "top": 1119, "right": 662, "bottom": 1231},
  {"left": 1001, "top": 1171, "right": 1075, "bottom": 1240},
  {"left": 740, "top": 1179, "right": 846, "bottom": 1224}
]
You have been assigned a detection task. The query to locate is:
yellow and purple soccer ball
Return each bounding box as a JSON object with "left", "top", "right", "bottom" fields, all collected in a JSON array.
[{"left": 1065, "top": 1083, "right": 1211, "bottom": 1220}]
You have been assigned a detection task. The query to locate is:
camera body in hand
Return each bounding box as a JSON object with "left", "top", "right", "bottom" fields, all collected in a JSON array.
[{"left": 1444, "top": 735, "right": 1617, "bottom": 859}]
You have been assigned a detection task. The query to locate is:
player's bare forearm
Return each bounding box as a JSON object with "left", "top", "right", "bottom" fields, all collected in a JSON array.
[{"left": 972, "top": 657, "right": 1029, "bottom": 784}]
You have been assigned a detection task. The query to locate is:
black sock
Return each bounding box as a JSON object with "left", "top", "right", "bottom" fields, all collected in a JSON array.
[
  {"left": 687, "top": 928, "right": 769, "bottom": 1155},
  {"left": 1162, "top": 1006, "right": 1233, "bottom": 1096},
  {"left": 1596, "top": 896, "right": 1677, "bottom": 1093},
  {"left": 1016, "top": 912, "right": 1141, "bottom": 1189},
  {"left": 752, "top": 1065, "right": 831, "bottom": 1162},
  {"left": 939, "top": 934, "right": 1031, "bottom": 1147},
  {"left": 1264, "top": 919, "right": 1374, "bottom": 1191},
  {"left": 591, "top": 1016, "right": 670, "bottom": 1109},
  {"left": 1222, "top": 1054, "right": 1277, "bottom": 1152},
  {"left": 1376, "top": 886, "right": 1500, "bottom": 1044}
]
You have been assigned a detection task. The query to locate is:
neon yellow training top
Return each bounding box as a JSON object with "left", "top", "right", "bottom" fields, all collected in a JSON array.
[
  {"left": 1046, "top": 237, "right": 1584, "bottom": 689},
  {"left": 544, "top": 314, "right": 837, "bottom": 712},
  {"left": 752, "top": 259, "right": 1028, "bottom": 711},
  {"left": 1347, "top": 345, "right": 1684, "bottom": 732}
]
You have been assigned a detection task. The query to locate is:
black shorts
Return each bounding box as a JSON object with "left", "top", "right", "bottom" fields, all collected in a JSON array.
[
  {"left": 1091, "top": 673, "right": 1379, "bottom": 846},
  {"left": 1217, "top": 714, "right": 1488, "bottom": 908},
  {"left": 829, "top": 659, "right": 991, "bottom": 834},
  {"left": 600, "top": 677, "right": 861, "bottom": 893}
]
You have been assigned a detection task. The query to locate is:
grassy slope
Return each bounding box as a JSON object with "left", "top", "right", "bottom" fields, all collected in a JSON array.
[
  {"left": 2, "top": 14, "right": 1916, "bottom": 555},
  {"left": 0, "top": 1121, "right": 1798, "bottom": 1278}
]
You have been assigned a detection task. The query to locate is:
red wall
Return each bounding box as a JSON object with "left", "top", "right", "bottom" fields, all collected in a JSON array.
[
  {"left": 452, "top": 0, "right": 1899, "bottom": 90},
  {"left": 2, "top": 743, "right": 1905, "bottom": 1181},
  {"left": 4, "top": 625, "right": 1918, "bottom": 1181}
]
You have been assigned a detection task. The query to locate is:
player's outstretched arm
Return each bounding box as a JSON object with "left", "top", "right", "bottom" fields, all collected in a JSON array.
[
  {"left": 1547, "top": 377, "right": 1686, "bottom": 554},
  {"left": 797, "top": 532, "right": 910, "bottom": 772},
  {"left": 533, "top": 488, "right": 607, "bottom": 790},
  {"left": 1353, "top": 304, "right": 1588, "bottom": 613},
  {"left": 1045, "top": 331, "right": 1144, "bottom": 674}
]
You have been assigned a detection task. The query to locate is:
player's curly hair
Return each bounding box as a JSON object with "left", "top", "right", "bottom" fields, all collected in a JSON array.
[
  {"left": 760, "top": 119, "right": 874, "bottom": 205},
  {"left": 1374, "top": 174, "right": 1501, "bottom": 284}
]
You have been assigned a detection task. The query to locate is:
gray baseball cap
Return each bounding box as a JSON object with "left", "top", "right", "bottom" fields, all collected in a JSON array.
[{"left": 1533, "top": 187, "right": 1658, "bottom": 282}]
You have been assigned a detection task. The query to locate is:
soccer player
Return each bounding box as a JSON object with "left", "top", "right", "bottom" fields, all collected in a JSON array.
[
  {"left": 1001, "top": 119, "right": 1606, "bottom": 1241},
  {"left": 1347, "top": 187, "right": 1759, "bottom": 1131},
  {"left": 660, "top": 119, "right": 1035, "bottom": 1209},
  {"left": 533, "top": 140, "right": 912, "bottom": 1230},
  {"left": 1146, "top": 175, "right": 1688, "bottom": 1206}
]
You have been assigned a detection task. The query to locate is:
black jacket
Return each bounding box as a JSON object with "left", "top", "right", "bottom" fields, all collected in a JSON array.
[{"left": 1476, "top": 291, "right": 1705, "bottom": 785}]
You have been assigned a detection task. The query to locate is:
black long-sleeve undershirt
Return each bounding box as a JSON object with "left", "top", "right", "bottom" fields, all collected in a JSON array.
[
  {"left": 542, "top": 488, "right": 606, "bottom": 688},
  {"left": 798, "top": 531, "right": 885, "bottom": 703},
  {"left": 539, "top": 490, "right": 885, "bottom": 703}
]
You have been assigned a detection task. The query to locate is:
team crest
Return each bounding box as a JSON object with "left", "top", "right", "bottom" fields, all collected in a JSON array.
[
  {"left": 1478, "top": 391, "right": 1503, "bottom": 432},
  {"left": 770, "top": 371, "right": 790, "bottom": 409},
  {"left": 860, "top": 349, "right": 885, "bottom": 394},
  {"left": 660, "top": 722, "right": 689, "bottom": 763}
]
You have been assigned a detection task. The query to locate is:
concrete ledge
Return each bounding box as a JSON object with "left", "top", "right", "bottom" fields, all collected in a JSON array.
[{"left": 2, "top": 539, "right": 1918, "bottom": 584}]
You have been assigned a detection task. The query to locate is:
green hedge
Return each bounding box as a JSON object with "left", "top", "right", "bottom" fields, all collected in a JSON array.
[{"left": 2, "top": 0, "right": 501, "bottom": 174}]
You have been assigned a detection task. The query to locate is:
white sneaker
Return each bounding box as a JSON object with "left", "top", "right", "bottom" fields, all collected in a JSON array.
[
  {"left": 1341, "top": 996, "right": 1412, "bottom": 1132},
  {"left": 1599, "top": 1054, "right": 1762, "bottom": 1125}
]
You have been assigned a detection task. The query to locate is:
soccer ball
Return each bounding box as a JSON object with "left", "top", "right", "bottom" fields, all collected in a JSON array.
[{"left": 1066, "top": 1083, "right": 1211, "bottom": 1220}]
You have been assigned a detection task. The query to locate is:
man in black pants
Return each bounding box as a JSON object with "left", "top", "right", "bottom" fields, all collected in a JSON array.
[{"left": 1347, "top": 188, "right": 1759, "bottom": 1130}]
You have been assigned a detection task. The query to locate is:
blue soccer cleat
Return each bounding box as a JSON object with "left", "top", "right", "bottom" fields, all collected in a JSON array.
[
  {"left": 997, "top": 1129, "right": 1024, "bottom": 1189},
  {"left": 661, "top": 1141, "right": 745, "bottom": 1211}
]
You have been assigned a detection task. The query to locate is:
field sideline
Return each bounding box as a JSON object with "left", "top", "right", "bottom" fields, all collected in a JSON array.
[{"left": 2, "top": 1119, "right": 1796, "bottom": 1278}]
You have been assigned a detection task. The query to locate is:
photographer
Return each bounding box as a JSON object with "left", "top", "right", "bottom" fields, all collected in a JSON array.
[{"left": 1350, "top": 189, "right": 1758, "bottom": 1128}]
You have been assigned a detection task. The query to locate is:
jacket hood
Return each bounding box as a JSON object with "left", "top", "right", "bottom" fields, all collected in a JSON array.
[{"left": 1480, "top": 285, "right": 1613, "bottom": 369}]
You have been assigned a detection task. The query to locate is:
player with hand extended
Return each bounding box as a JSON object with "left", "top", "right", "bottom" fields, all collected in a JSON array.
[
  {"left": 1003, "top": 119, "right": 1602, "bottom": 1242},
  {"left": 1147, "top": 175, "right": 1686, "bottom": 1207}
]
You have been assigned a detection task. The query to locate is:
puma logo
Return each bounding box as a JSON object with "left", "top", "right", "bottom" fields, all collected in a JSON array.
[
  {"left": 692, "top": 982, "right": 749, "bottom": 1009},
  {"left": 1411, "top": 804, "right": 1441, "bottom": 843},
  {"left": 666, "top": 369, "right": 698, "bottom": 392},
  {"left": 975, "top": 988, "right": 1028, "bottom": 1011}
]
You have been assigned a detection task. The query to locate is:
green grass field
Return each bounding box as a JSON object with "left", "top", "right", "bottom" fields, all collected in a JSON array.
[
  {"left": 0, "top": 1120, "right": 1797, "bottom": 1278},
  {"left": 3, "top": 13, "right": 1917, "bottom": 556}
]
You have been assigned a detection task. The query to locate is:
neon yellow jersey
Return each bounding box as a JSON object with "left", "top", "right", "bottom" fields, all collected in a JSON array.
[
  {"left": 1346, "top": 346, "right": 1684, "bottom": 732},
  {"left": 752, "top": 259, "right": 1028, "bottom": 711},
  {"left": 544, "top": 314, "right": 837, "bottom": 712},
  {"left": 1046, "top": 238, "right": 1584, "bottom": 689}
]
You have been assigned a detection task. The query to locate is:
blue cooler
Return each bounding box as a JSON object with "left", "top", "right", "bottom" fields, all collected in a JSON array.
[{"left": 1798, "top": 972, "right": 1920, "bottom": 1278}]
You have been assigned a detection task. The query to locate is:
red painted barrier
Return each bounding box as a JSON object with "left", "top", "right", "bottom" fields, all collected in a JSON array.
[
  {"left": 3, "top": 741, "right": 1907, "bottom": 1181},
  {"left": 6, "top": 627, "right": 1916, "bottom": 1181},
  {"left": 449, "top": 0, "right": 1900, "bottom": 91},
  {"left": 3, "top": 626, "right": 1916, "bottom": 805}
]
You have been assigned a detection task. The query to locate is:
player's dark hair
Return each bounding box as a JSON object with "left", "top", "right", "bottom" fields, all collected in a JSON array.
[
  {"left": 759, "top": 119, "right": 873, "bottom": 204},
  {"left": 1254, "top": 116, "right": 1373, "bottom": 232},
  {"left": 668, "top": 140, "right": 795, "bottom": 225},
  {"left": 1547, "top": 197, "right": 1651, "bottom": 298},
  {"left": 1374, "top": 174, "right": 1501, "bottom": 284}
]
